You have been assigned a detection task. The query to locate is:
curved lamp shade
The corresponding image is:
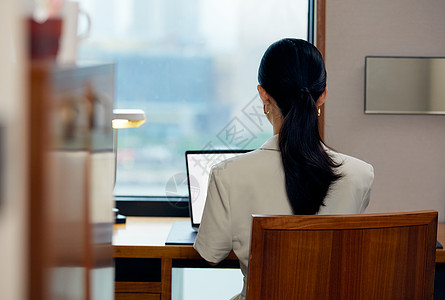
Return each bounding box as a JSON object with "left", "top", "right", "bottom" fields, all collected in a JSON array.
[{"left": 112, "top": 109, "right": 146, "bottom": 129}]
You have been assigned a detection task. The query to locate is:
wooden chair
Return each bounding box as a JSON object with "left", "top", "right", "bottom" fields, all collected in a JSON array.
[{"left": 246, "top": 210, "right": 438, "bottom": 300}]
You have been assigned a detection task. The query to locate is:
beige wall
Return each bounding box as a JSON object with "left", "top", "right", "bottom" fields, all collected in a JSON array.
[
  {"left": 0, "top": 0, "right": 27, "bottom": 299},
  {"left": 324, "top": 0, "right": 445, "bottom": 221}
]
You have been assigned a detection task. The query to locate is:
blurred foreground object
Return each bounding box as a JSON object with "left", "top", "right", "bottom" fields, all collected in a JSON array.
[
  {"left": 28, "top": 62, "right": 115, "bottom": 300},
  {"left": 57, "top": 1, "right": 91, "bottom": 65},
  {"left": 28, "top": 0, "right": 65, "bottom": 59},
  {"left": 28, "top": 17, "right": 62, "bottom": 59}
]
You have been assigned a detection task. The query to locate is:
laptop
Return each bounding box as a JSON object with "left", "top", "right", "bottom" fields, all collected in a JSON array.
[{"left": 165, "top": 149, "right": 250, "bottom": 245}]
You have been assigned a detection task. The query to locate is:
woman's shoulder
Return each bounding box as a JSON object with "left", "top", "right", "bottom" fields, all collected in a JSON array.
[
  {"left": 211, "top": 147, "right": 280, "bottom": 176},
  {"left": 213, "top": 135, "right": 281, "bottom": 171},
  {"left": 325, "top": 147, "right": 374, "bottom": 178},
  {"left": 212, "top": 148, "right": 263, "bottom": 169}
]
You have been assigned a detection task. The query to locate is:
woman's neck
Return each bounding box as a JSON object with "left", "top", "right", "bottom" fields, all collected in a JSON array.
[{"left": 272, "top": 115, "right": 283, "bottom": 135}]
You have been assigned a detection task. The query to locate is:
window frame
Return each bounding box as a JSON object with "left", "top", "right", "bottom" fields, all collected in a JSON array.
[{"left": 115, "top": 0, "right": 324, "bottom": 217}]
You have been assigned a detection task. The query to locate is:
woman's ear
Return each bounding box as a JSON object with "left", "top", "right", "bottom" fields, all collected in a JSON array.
[
  {"left": 316, "top": 86, "right": 328, "bottom": 107},
  {"left": 257, "top": 85, "right": 271, "bottom": 105}
]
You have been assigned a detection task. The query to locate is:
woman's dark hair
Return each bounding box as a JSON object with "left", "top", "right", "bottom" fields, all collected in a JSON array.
[{"left": 258, "top": 38, "right": 342, "bottom": 215}]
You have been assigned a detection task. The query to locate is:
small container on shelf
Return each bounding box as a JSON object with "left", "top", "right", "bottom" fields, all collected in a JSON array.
[{"left": 28, "top": 0, "right": 65, "bottom": 60}]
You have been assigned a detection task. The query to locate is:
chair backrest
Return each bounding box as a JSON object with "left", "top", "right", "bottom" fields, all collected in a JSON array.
[{"left": 246, "top": 210, "right": 438, "bottom": 300}]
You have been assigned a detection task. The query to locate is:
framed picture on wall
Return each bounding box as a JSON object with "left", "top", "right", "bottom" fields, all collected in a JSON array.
[
  {"left": 365, "top": 56, "right": 445, "bottom": 114},
  {"left": 0, "top": 125, "right": 3, "bottom": 209}
]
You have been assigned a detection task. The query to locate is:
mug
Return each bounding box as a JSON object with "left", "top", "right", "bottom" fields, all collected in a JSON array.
[
  {"left": 57, "top": 1, "right": 91, "bottom": 64},
  {"left": 28, "top": 17, "right": 63, "bottom": 59}
]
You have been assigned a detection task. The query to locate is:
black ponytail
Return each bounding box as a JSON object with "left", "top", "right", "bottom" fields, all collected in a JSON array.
[{"left": 258, "top": 38, "right": 342, "bottom": 214}]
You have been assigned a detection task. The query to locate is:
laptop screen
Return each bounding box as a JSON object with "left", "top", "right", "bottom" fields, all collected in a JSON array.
[{"left": 185, "top": 150, "right": 251, "bottom": 228}]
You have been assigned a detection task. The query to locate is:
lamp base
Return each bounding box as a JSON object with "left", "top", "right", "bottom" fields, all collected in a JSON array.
[
  {"left": 116, "top": 213, "right": 126, "bottom": 224},
  {"left": 113, "top": 208, "right": 126, "bottom": 224}
]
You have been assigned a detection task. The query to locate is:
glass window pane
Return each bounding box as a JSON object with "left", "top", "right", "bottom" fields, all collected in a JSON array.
[{"left": 78, "top": 0, "right": 309, "bottom": 196}]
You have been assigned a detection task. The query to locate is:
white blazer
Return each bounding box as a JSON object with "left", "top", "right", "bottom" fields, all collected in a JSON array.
[{"left": 194, "top": 135, "right": 374, "bottom": 300}]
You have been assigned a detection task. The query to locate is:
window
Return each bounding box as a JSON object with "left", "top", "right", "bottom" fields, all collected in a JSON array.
[{"left": 78, "top": 0, "right": 310, "bottom": 199}]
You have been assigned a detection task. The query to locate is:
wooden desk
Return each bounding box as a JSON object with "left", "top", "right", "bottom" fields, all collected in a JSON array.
[
  {"left": 113, "top": 217, "right": 445, "bottom": 300},
  {"left": 438, "top": 222, "right": 445, "bottom": 263}
]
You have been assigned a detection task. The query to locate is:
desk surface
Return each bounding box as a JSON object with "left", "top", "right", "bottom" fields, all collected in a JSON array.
[
  {"left": 113, "top": 217, "right": 233, "bottom": 260},
  {"left": 113, "top": 217, "right": 445, "bottom": 262}
]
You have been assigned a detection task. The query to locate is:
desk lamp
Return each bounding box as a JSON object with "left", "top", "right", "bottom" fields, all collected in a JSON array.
[{"left": 112, "top": 109, "right": 146, "bottom": 223}]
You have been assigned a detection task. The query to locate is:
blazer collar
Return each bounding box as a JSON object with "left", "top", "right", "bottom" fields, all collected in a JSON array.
[{"left": 259, "top": 134, "right": 280, "bottom": 151}]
